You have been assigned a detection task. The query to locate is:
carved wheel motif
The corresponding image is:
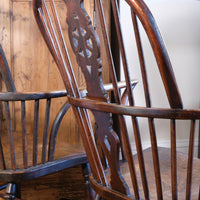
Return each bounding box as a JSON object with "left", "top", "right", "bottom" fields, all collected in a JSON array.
[{"left": 66, "top": 0, "right": 105, "bottom": 99}]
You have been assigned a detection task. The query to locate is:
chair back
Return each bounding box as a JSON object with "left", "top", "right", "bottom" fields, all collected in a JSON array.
[
  {"left": 0, "top": 43, "right": 69, "bottom": 172},
  {"left": 33, "top": 0, "right": 200, "bottom": 199}
]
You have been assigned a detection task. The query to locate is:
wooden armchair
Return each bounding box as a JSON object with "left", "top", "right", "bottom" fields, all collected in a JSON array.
[
  {"left": 33, "top": 0, "right": 200, "bottom": 199},
  {"left": 0, "top": 44, "right": 90, "bottom": 199}
]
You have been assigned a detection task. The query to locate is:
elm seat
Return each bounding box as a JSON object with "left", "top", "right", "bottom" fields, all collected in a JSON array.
[{"left": 119, "top": 148, "right": 200, "bottom": 200}]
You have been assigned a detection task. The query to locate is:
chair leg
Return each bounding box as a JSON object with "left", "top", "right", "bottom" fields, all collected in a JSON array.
[
  {"left": 82, "top": 163, "right": 95, "bottom": 200},
  {"left": 94, "top": 194, "right": 104, "bottom": 200},
  {"left": 4, "top": 183, "right": 20, "bottom": 200},
  {"left": 15, "top": 183, "right": 21, "bottom": 199}
]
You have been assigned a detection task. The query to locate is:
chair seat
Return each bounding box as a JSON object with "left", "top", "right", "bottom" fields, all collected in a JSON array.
[
  {"left": 118, "top": 147, "right": 200, "bottom": 199},
  {"left": 0, "top": 131, "right": 87, "bottom": 181}
]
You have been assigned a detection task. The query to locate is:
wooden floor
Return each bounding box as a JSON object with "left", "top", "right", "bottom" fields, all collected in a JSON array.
[{"left": 0, "top": 165, "right": 87, "bottom": 200}]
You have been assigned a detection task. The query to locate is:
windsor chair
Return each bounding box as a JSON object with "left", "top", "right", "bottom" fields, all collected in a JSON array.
[
  {"left": 33, "top": 0, "right": 200, "bottom": 199},
  {"left": 0, "top": 44, "right": 91, "bottom": 200}
]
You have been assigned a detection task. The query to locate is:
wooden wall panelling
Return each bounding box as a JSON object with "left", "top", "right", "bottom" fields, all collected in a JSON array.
[
  {"left": 0, "top": 0, "right": 82, "bottom": 146},
  {"left": 0, "top": 0, "right": 11, "bottom": 66},
  {"left": 0, "top": 0, "right": 110, "bottom": 144},
  {"left": 11, "top": 1, "right": 69, "bottom": 142},
  {"left": 95, "top": 0, "right": 111, "bottom": 85},
  {"left": 0, "top": 0, "right": 12, "bottom": 131}
]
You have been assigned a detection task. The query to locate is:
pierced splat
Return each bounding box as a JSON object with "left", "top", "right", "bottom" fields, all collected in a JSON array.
[
  {"left": 65, "top": 0, "right": 130, "bottom": 195},
  {"left": 66, "top": 0, "right": 106, "bottom": 100}
]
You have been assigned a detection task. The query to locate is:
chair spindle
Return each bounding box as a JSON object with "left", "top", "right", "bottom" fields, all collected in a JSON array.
[
  {"left": 4, "top": 101, "right": 16, "bottom": 170},
  {"left": 186, "top": 119, "right": 196, "bottom": 200},
  {"left": 21, "top": 100, "right": 28, "bottom": 169},
  {"left": 33, "top": 99, "right": 39, "bottom": 166},
  {"left": 42, "top": 98, "right": 51, "bottom": 163}
]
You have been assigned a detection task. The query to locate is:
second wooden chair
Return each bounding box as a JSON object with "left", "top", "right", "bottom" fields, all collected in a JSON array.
[{"left": 0, "top": 44, "right": 90, "bottom": 200}]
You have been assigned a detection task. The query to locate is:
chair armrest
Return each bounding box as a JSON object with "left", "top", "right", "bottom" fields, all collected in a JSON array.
[
  {"left": 1, "top": 79, "right": 136, "bottom": 101},
  {"left": 0, "top": 90, "right": 67, "bottom": 101},
  {"left": 103, "top": 79, "right": 138, "bottom": 92},
  {"left": 79, "top": 79, "right": 138, "bottom": 102},
  {"left": 48, "top": 101, "right": 71, "bottom": 161},
  {"left": 68, "top": 97, "right": 200, "bottom": 120}
]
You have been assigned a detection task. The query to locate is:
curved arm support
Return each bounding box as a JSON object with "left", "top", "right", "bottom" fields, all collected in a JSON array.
[
  {"left": 121, "top": 80, "right": 138, "bottom": 105},
  {"left": 0, "top": 90, "right": 67, "bottom": 101},
  {"left": 48, "top": 101, "right": 71, "bottom": 161},
  {"left": 90, "top": 174, "right": 132, "bottom": 200}
]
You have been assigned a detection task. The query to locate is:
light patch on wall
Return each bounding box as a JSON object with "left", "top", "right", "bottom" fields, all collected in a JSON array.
[{"left": 120, "top": 0, "right": 200, "bottom": 144}]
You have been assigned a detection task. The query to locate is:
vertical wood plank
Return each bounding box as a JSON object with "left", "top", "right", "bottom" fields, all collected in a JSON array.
[
  {"left": 95, "top": 0, "right": 111, "bottom": 85},
  {"left": 0, "top": 0, "right": 110, "bottom": 146},
  {"left": 0, "top": 0, "right": 12, "bottom": 131},
  {"left": 0, "top": 0, "right": 11, "bottom": 68},
  {"left": 11, "top": 1, "right": 82, "bottom": 145}
]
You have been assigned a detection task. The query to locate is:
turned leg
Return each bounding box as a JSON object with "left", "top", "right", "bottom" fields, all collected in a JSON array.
[
  {"left": 82, "top": 163, "right": 95, "bottom": 200},
  {"left": 4, "top": 183, "right": 20, "bottom": 200}
]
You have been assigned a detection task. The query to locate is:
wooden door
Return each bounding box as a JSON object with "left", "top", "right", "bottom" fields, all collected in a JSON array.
[{"left": 0, "top": 0, "right": 110, "bottom": 146}]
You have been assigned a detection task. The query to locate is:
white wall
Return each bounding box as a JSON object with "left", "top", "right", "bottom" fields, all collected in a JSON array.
[
  {"left": 120, "top": 0, "right": 200, "bottom": 153},
  {"left": 145, "top": 0, "right": 200, "bottom": 109}
]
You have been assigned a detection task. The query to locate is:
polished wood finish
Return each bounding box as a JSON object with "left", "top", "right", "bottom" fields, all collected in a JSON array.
[
  {"left": 33, "top": 0, "right": 200, "bottom": 199},
  {"left": 0, "top": 44, "right": 90, "bottom": 199}
]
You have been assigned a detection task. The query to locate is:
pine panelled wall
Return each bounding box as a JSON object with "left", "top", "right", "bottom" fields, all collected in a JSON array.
[{"left": 0, "top": 0, "right": 110, "bottom": 145}]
